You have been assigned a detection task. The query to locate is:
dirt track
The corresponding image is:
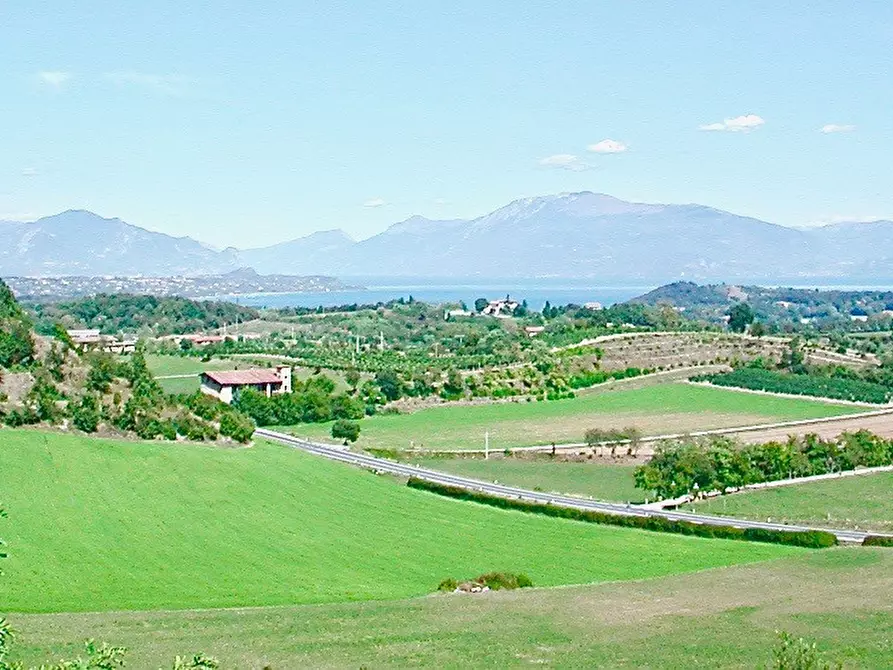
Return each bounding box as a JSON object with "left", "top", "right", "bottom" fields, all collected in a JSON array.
[{"left": 730, "top": 411, "right": 893, "bottom": 443}]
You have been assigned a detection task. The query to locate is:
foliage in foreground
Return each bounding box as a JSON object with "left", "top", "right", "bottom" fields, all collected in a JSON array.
[
  {"left": 407, "top": 478, "right": 837, "bottom": 548},
  {"left": 771, "top": 631, "right": 841, "bottom": 669},
  {"left": 862, "top": 535, "right": 893, "bottom": 547},
  {"left": 635, "top": 430, "right": 893, "bottom": 500}
]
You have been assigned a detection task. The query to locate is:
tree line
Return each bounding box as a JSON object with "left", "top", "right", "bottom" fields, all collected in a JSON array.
[{"left": 635, "top": 431, "right": 893, "bottom": 500}]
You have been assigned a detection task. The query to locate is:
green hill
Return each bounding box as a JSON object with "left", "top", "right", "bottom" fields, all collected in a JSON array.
[{"left": 0, "top": 429, "right": 801, "bottom": 613}]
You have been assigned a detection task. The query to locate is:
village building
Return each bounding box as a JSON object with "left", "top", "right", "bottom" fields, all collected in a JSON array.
[
  {"left": 200, "top": 366, "right": 293, "bottom": 404},
  {"left": 67, "top": 328, "right": 137, "bottom": 354},
  {"left": 524, "top": 325, "right": 545, "bottom": 337},
  {"left": 482, "top": 297, "right": 519, "bottom": 318}
]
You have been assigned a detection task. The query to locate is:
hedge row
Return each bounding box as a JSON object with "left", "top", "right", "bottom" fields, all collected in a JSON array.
[
  {"left": 407, "top": 477, "right": 838, "bottom": 549},
  {"left": 863, "top": 535, "right": 893, "bottom": 547}
]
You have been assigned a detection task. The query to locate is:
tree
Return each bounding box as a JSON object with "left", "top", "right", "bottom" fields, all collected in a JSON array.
[
  {"left": 374, "top": 369, "right": 404, "bottom": 402},
  {"left": 474, "top": 298, "right": 488, "bottom": 313},
  {"left": 750, "top": 321, "right": 766, "bottom": 338},
  {"left": 332, "top": 419, "right": 361, "bottom": 444},
  {"left": 218, "top": 411, "right": 255, "bottom": 443},
  {"left": 728, "top": 302, "right": 755, "bottom": 333},
  {"left": 344, "top": 368, "right": 361, "bottom": 390}
]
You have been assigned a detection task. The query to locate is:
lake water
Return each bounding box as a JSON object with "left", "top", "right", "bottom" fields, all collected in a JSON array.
[{"left": 213, "top": 281, "right": 653, "bottom": 310}]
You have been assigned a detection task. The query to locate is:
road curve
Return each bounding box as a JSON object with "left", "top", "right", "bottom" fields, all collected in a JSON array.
[{"left": 256, "top": 428, "right": 886, "bottom": 544}]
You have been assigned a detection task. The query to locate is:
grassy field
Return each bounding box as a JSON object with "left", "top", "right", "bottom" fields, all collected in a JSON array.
[
  {"left": 289, "top": 383, "right": 862, "bottom": 452},
  {"left": 0, "top": 429, "right": 802, "bottom": 614},
  {"left": 411, "top": 456, "right": 644, "bottom": 502},
  {"left": 9, "top": 549, "right": 892, "bottom": 669},
  {"left": 693, "top": 472, "right": 893, "bottom": 533}
]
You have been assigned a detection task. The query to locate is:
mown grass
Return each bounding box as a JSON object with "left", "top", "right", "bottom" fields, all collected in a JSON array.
[
  {"left": 409, "top": 456, "right": 644, "bottom": 502},
  {"left": 9, "top": 549, "right": 891, "bottom": 669},
  {"left": 693, "top": 472, "right": 893, "bottom": 532},
  {"left": 289, "top": 383, "right": 862, "bottom": 451},
  {"left": 0, "top": 429, "right": 802, "bottom": 614}
]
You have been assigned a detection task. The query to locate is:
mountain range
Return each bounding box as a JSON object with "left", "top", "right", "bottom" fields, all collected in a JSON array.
[{"left": 3, "top": 193, "right": 893, "bottom": 281}]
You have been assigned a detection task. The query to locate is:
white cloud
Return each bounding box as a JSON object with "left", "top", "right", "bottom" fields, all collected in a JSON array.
[
  {"left": 21, "top": 167, "right": 38, "bottom": 177},
  {"left": 538, "top": 154, "right": 590, "bottom": 172},
  {"left": 821, "top": 124, "right": 855, "bottom": 134},
  {"left": 103, "top": 71, "right": 190, "bottom": 96},
  {"left": 587, "top": 139, "right": 628, "bottom": 154},
  {"left": 699, "top": 114, "right": 765, "bottom": 132},
  {"left": 433, "top": 198, "right": 450, "bottom": 206},
  {"left": 363, "top": 197, "right": 388, "bottom": 208},
  {"left": 36, "top": 71, "right": 71, "bottom": 88}
]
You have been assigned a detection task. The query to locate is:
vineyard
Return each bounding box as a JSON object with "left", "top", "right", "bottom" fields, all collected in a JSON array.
[{"left": 694, "top": 368, "right": 893, "bottom": 404}]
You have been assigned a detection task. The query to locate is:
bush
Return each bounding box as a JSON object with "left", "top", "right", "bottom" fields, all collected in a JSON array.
[
  {"left": 71, "top": 394, "right": 101, "bottom": 433},
  {"left": 407, "top": 478, "right": 837, "bottom": 549},
  {"left": 863, "top": 535, "right": 893, "bottom": 547},
  {"left": 219, "top": 411, "right": 255, "bottom": 443},
  {"left": 437, "top": 577, "right": 458, "bottom": 592}
]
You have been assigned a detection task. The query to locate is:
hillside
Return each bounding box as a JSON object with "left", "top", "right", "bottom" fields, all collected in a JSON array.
[
  {"left": 631, "top": 281, "right": 893, "bottom": 327},
  {"left": 5, "top": 195, "right": 893, "bottom": 281},
  {"left": 27, "top": 294, "right": 261, "bottom": 335},
  {"left": 0, "top": 430, "right": 798, "bottom": 613}
]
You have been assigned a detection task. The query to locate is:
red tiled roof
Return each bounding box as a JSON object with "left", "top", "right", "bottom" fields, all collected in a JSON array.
[{"left": 202, "top": 369, "right": 283, "bottom": 386}]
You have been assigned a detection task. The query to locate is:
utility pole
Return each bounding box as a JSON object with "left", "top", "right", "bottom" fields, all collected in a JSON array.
[
  {"left": 379, "top": 331, "right": 385, "bottom": 350},
  {"left": 484, "top": 431, "right": 489, "bottom": 460}
]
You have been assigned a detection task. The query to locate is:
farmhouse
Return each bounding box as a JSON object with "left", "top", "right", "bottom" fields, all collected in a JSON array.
[{"left": 200, "top": 366, "right": 293, "bottom": 404}]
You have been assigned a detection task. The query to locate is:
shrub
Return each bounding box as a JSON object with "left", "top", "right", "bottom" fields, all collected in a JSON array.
[
  {"left": 437, "top": 577, "right": 458, "bottom": 592},
  {"left": 863, "top": 535, "right": 893, "bottom": 547},
  {"left": 71, "top": 394, "right": 101, "bottom": 433},
  {"left": 407, "top": 478, "right": 837, "bottom": 548}
]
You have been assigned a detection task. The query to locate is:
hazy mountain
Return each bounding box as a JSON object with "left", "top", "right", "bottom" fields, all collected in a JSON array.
[
  {"left": 0, "top": 210, "right": 238, "bottom": 277},
  {"left": 4, "top": 195, "right": 893, "bottom": 282},
  {"left": 239, "top": 229, "right": 354, "bottom": 274},
  {"left": 246, "top": 192, "right": 838, "bottom": 281}
]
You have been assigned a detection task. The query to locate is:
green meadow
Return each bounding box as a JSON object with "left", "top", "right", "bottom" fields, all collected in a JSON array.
[
  {"left": 291, "top": 383, "right": 861, "bottom": 451},
  {"left": 0, "top": 428, "right": 802, "bottom": 614},
  {"left": 693, "top": 471, "right": 893, "bottom": 533},
  {"left": 10, "top": 550, "right": 892, "bottom": 669},
  {"left": 410, "top": 456, "right": 644, "bottom": 502}
]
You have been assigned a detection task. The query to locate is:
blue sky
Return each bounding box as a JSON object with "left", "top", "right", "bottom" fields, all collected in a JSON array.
[{"left": 2, "top": 1, "right": 892, "bottom": 247}]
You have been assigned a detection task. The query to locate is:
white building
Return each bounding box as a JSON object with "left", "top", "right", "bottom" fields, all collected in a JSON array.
[{"left": 200, "top": 366, "right": 293, "bottom": 404}]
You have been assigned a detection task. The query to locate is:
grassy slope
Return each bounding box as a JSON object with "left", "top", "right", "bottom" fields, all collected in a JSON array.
[
  {"left": 0, "top": 429, "right": 800, "bottom": 614},
  {"left": 411, "top": 456, "right": 644, "bottom": 502},
  {"left": 693, "top": 472, "right": 893, "bottom": 533},
  {"left": 291, "top": 383, "right": 862, "bottom": 451},
  {"left": 11, "top": 550, "right": 892, "bottom": 669}
]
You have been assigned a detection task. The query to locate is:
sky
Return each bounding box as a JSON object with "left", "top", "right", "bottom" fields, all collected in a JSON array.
[{"left": 2, "top": 1, "right": 892, "bottom": 248}]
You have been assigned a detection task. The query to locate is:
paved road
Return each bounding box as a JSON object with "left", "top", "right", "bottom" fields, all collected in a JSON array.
[{"left": 256, "top": 428, "right": 886, "bottom": 544}]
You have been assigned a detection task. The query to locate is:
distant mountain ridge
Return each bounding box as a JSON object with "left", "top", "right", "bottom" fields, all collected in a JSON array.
[{"left": 3, "top": 195, "right": 893, "bottom": 281}]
